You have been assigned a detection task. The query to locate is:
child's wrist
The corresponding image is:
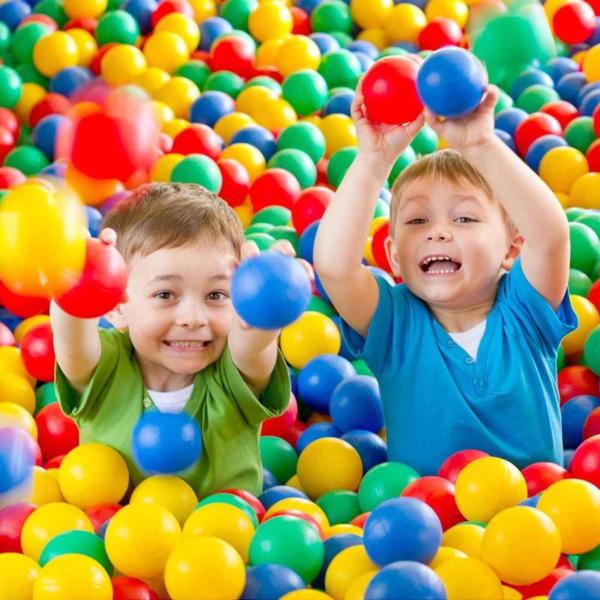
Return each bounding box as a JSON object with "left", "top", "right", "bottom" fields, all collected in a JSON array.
[
  {"left": 456, "top": 136, "right": 499, "bottom": 161},
  {"left": 355, "top": 151, "right": 395, "bottom": 176}
]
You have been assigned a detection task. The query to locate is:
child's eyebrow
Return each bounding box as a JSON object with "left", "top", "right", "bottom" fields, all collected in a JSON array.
[{"left": 148, "top": 274, "right": 182, "bottom": 283}]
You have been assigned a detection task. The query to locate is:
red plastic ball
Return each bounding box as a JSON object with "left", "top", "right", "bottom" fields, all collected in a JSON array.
[
  {"left": 521, "top": 461, "right": 570, "bottom": 497},
  {"left": 371, "top": 221, "right": 393, "bottom": 272},
  {"left": 0, "top": 125, "right": 16, "bottom": 163},
  {"left": 249, "top": 168, "right": 301, "bottom": 211},
  {"left": 151, "top": 0, "right": 194, "bottom": 28},
  {"left": 401, "top": 475, "right": 464, "bottom": 531},
  {"left": 583, "top": 406, "right": 600, "bottom": 439},
  {"left": 262, "top": 393, "right": 298, "bottom": 437},
  {"left": 210, "top": 35, "right": 256, "bottom": 78},
  {"left": 316, "top": 158, "right": 329, "bottom": 186},
  {"left": 0, "top": 166, "right": 26, "bottom": 189},
  {"left": 570, "top": 434, "right": 600, "bottom": 487},
  {"left": 264, "top": 510, "right": 325, "bottom": 538},
  {"left": 594, "top": 105, "right": 600, "bottom": 137},
  {"left": 556, "top": 554, "right": 576, "bottom": 571},
  {"left": 43, "top": 454, "right": 65, "bottom": 469},
  {"left": 34, "top": 402, "right": 79, "bottom": 461},
  {"left": 540, "top": 100, "right": 579, "bottom": 130},
  {"left": 55, "top": 238, "right": 128, "bottom": 319},
  {"left": 90, "top": 43, "right": 119, "bottom": 76},
  {"left": 361, "top": 56, "right": 423, "bottom": 125},
  {"left": 0, "top": 503, "right": 36, "bottom": 553},
  {"left": 20, "top": 14, "right": 57, "bottom": 31},
  {"left": 558, "top": 366, "right": 599, "bottom": 406},
  {"left": 112, "top": 576, "right": 159, "bottom": 600},
  {"left": 63, "top": 18, "right": 98, "bottom": 33},
  {"left": 217, "top": 158, "right": 250, "bottom": 208},
  {"left": 220, "top": 489, "right": 266, "bottom": 522},
  {"left": 29, "top": 94, "right": 70, "bottom": 128},
  {"left": 553, "top": 1, "right": 596, "bottom": 44},
  {"left": 171, "top": 124, "right": 222, "bottom": 160},
  {"left": 0, "top": 107, "right": 19, "bottom": 137},
  {"left": 0, "top": 323, "right": 15, "bottom": 346},
  {"left": 280, "top": 419, "right": 306, "bottom": 449},
  {"left": 589, "top": 279, "right": 600, "bottom": 313},
  {"left": 513, "top": 567, "right": 572, "bottom": 599},
  {"left": 438, "top": 449, "right": 489, "bottom": 483},
  {"left": 514, "top": 112, "right": 563, "bottom": 157},
  {"left": 291, "top": 186, "right": 333, "bottom": 234},
  {"left": 21, "top": 323, "right": 55, "bottom": 382},
  {"left": 0, "top": 281, "right": 50, "bottom": 318},
  {"left": 291, "top": 7, "right": 311, "bottom": 35},
  {"left": 586, "top": 138, "right": 600, "bottom": 172},
  {"left": 252, "top": 65, "right": 284, "bottom": 84},
  {"left": 350, "top": 512, "right": 370, "bottom": 528},
  {"left": 418, "top": 18, "right": 463, "bottom": 51},
  {"left": 85, "top": 503, "right": 122, "bottom": 533}
]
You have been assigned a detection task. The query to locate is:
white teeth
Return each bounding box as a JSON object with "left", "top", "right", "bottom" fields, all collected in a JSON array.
[
  {"left": 168, "top": 341, "right": 208, "bottom": 348},
  {"left": 423, "top": 255, "right": 454, "bottom": 265}
]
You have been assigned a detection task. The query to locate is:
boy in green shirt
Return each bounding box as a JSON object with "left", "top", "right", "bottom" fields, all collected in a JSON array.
[{"left": 51, "top": 182, "right": 291, "bottom": 498}]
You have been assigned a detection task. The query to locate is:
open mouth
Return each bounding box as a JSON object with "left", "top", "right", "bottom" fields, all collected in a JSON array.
[
  {"left": 419, "top": 255, "right": 462, "bottom": 275},
  {"left": 163, "top": 340, "right": 212, "bottom": 350}
]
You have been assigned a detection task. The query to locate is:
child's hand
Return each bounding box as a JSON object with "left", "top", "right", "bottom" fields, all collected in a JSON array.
[
  {"left": 353, "top": 68, "right": 425, "bottom": 166},
  {"left": 99, "top": 228, "right": 129, "bottom": 303},
  {"left": 424, "top": 85, "right": 498, "bottom": 154}
]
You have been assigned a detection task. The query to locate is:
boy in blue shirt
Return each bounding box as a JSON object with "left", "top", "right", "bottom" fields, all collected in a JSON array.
[{"left": 314, "top": 83, "right": 577, "bottom": 475}]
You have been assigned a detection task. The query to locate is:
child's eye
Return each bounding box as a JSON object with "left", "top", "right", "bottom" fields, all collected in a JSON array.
[
  {"left": 207, "top": 291, "right": 229, "bottom": 302},
  {"left": 455, "top": 217, "right": 477, "bottom": 223},
  {"left": 406, "top": 218, "right": 427, "bottom": 225},
  {"left": 154, "top": 291, "right": 175, "bottom": 301}
]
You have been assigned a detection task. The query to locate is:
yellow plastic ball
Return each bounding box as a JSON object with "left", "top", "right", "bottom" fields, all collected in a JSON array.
[
  {"left": 66, "top": 29, "right": 98, "bottom": 68},
  {"left": 325, "top": 524, "right": 363, "bottom": 539},
  {"left": 356, "top": 28, "right": 388, "bottom": 50},
  {"left": 183, "top": 503, "right": 255, "bottom": 563},
  {"left": 153, "top": 76, "right": 200, "bottom": 119},
  {"left": 189, "top": 0, "right": 217, "bottom": 22},
  {"left": 101, "top": 45, "right": 147, "bottom": 87},
  {"left": 58, "top": 443, "right": 129, "bottom": 509},
  {"left": 0, "top": 347, "right": 34, "bottom": 385},
  {"left": 428, "top": 546, "right": 468, "bottom": 570},
  {"left": 33, "top": 32, "right": 79, "bottom": 77},
  {"left": 343, "top": 571, "right": 376, "bottom": 600},
  {"left": 0, "top": 373, "right": 35, "bottom": 413},
  {"left": 539, "top": 146, "right": 588, "bottom": 194},
  {"left": 280, "top": 311, "right": 341, "bottom": 369},
  {"left": 21, "top": 502, "right": 93, "bottom": 561},
  {"left": 257, "top": 38, "right": 287, "bottom": 67},
  {"left": 220, "top": 143, "right": 266, "bottom": 181},
  {"left": 131, "top": 475, "right": 198, "bottom": 526},
  {"left": 64, "top": 0, "right": 108, "bottom": 19},
  {"left": 143, "top": 32, "right": 189, "bottom": 73},
  {"left": 31, "top": 466, "right": 64, "bottom": 506},
  {"left": 319, "top": 114, "right": 358, "bottom": 157},
  {"left": 252, "top": 97, "right": 297, "bottom": 131},
  {"left": 163, "top": 117, "right": 190, "bottom": 138},
  {"left": 105, "top": 503, "right": 182, "bottom": 579},
  {"left": 234, "top": 203, "right": 254, "bottom": 228},
  {"left": 214, "top": 112, "right": 256, "bottom": 144},
  {"left": 152, "top": 100, "right": 175, "bottom": 129},
  {"left": 455, "top": 457, "right": 527, "bottom": 523},
  {"left": 582, "top": 44, "right": 600, "bottom": 82},
  {"left": 325, "top": 545, "right": 377, "bottom": 600},
  {"left": 151, "top": 153, "right": 185, "bottom": 182},
  {"left": 265, "top": 497, "right": 330, "bottom": 534},
  {"left": 297, "top": 438, "right": 363, "bottom": 500},
  {"left": 562, "top": 295, "right": 600, "bottom": 355},
  {"left": 14, "top": 316, "right": 50, "bottom": 345},
  {"left": 0, "top": 182, "right": 87, "bottom": 297},
  {"left": 502, "top": 586, "right": 524, "bottom": 600},
  {"left": 441, "top": 523, "right": 485, "bottom": 560},
  {"left": 482, "top": 506, "right": 561, "bottom": 586},
  {"left": 235, "top": 85, "right": 278, "bottom": 115},
  {"left": 133, "top": 67, "right": 171, "bottom": 95},
  {"left": 435, "top": 557, "right": 503, "bottom": 600},
  {"left": 569, "top": 173, "right": 600, "bottom": 209},
  {"left": 425, "top": 0, "right": 469, "bottom": 28},
  {"left": 0, "top": 553, "right": 39, "bottom": 600},
  {"left": 572, "top": 50, "right": 586, "bottom": 66},
  {"left": 64, "top": 163, "right": 122, "bottom": 207},
  {"left": 351, "top": 0, "right": 393, "bottom": 29},
  {"left": 555, "top": 192, "right": 570, "bottom": 209},
  {"left": 249, "top": 0, "right": 294, "bottom": 43},
  {"left": 13, "top": 83, "right": 46, "bottom": 124},
  {"left": 33, "top": 554, "right": 112, "bottom": 600},
  {"left": 383, "top": 4, "right": 427, "bottom": 43},
  {"left": 286, "top": 474, "right": 306, "bottom": 492},
  {"left": 155, "top": 13, "right": 200, "bottom": 53},
  {"left": 165, "top": 537, "right": 246, "bottom": 600},
  {"left": 276, "top": 35, "right": 321, "bottom": 76},
  {"left": 0, "top": 401, "right": 37, "bottom": 438},
  {"left": 538, "top": 478, "right": 600, "bottom": 554},
  {"left": 282, "top": 591, "right": 333, "bottom": 600}
]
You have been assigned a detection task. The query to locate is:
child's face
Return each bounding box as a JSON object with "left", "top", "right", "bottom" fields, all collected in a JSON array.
[
  {"left": 110, "top": 238, "right": 237, "bottom": 384},
  {"left": 386, "top": 176, "right": 521, "bottom": 310}
]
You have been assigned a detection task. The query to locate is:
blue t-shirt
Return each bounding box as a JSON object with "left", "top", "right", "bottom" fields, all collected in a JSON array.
[{"left": 342, "top": 260, "right": 578, "bottom": 475}]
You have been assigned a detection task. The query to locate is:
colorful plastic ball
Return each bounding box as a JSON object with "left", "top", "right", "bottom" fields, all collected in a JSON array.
[
  {"left": 142, "top": 31, "right": 188, "bottom": 73},
  {"left": 0, "top": 502, "right": 36, "bottom": 553},
  {"left": 0, "top": 66, "right": 23, "bottom": 110},
  {"left": 584, "top": 408, "right": 600, "bottom": 440},
  {"left": 549, "top": 571, "right": 600, "bottom": 600},
  {"left": 33, "top": 31, "right": 79, "bottom": 77},
  {"left": 562, "top": 395, "right": 600, "bottom": 449},
  {"left": 121, "top": 0, "right": 157, "bottom": 34},
  {"left": 248, "top": 0, "right": 292, "bottom": 42},
  {"left": 553, "top": 1, "right": 596, "bottom": 44},
  {"left": 282, "top": 69, "right": 328, "bottom": 117},
  {"left": 230, "top": 125, "right": 276, "bottom": 160},
  {"left": 154, "top": 12, "right": 198, "bottom": 53},
  {"left": 571, "top": 172, "right": 600, "bottom": 210},
  {"left": 259, "top": 486, "right": 308, "bottom": 512},
  {"left": 511, "top": 68, "right": 554, "bottom": 100},
  {"left": 49, "top": 66, "right": 92, "bottom": 97},
  {"left": 318, "top": 49, "right": 361, "bottom": 90},
  {"left": 539, "top": 146, "right": 588, "bottom": 194},
  {"left": 0, "top": 552, "right": 39, "bottom": 600},
  {"left": 418, "top": 17, "right": 462, "bottom": 50},
  {"left": 514, "top": 112, "right": 562, "bottom": 157},
  {"left": 259, "top": 436, "right": 298, "bottom": 486},
  {"left": 35, "top": 402, "right": 78, "bottom": 462},
  {"left": 495, "top": 107, "right": 528, "bottom": 136},
  {"left": 221, "top": 142, "right": 266, "bottom": 181},
  {"left": 329, "top": 375, "right": 383, "bottom": 434},
  {"left": 565, "top": 116, "right": 597, "bottom": 154},
  {"left": 0, "top": 0, "right": 31, "bottom": 31},
  {"left": 323, "top": 544, "right": 375, "bottom": 599},
  {"left": 190, "top": 91, "right": 234, "bottom": 128},
  {"left": 0, "top": 426, "right": 36, "bottom": 493},
  {"left": 517, "top": 84, "right": 561, "bottom": 113},
  {"left": 366, "top": 561, "right": 445, "bottom": 600},
  {"left": 525, "top": 134, "right": 567, "bottom": 171},
  {"left": 249, "top": 167, "right": 300, "bottom": 211},
  {"left": 99, "top": 45, "right": 146, "bottom": 87},
  {"left": 198, "top": 16, "right": 231, "bottom": 51},
  {"left": 268, "top": 148, "right": 316, "bottom": 189},
  {"left": 32, "top": 114, "right": 66, "bottom": 161},
  {"left": 63, "top": 0, "right": 107, "bottom": 19},
  {"left": 522, "top": 462, "right": 570, "bottom": 497},
  {"left": 111, "top": 576, "right": 160, "bottom": 600},
  {"left": 280, "top": 311, "right": 340, "bottom": 370},
  {"left": 541, "top": 100, "right": 579, "bottom": 130},
  {"left": 435, "top": 556, "right": 502, "bottom": 599},
  {"left": 20, "top": 322, "right": 54, "bottom": 382},
  {"left": 216, "top": 157, "right": 249, "bottom": 207},
  {"left": 278, "top": 122, "right": 326, "bottom": 166},
  {"left": 311, "top": 0, "right": 352, "bottom": 34},
  {"left": 171, "top": 124, "right": 222, "bottom": 159},
  {"left": 210, "top": 34, "right": 255, "bottom": 78},
  {"left": 275, "top": 35, "right": 320, "bottom": 77},
  {"left": 169, "top": 153, "right": 221, "bottom": 192},
  {"left": 243, "top": 564, "right": 304, "bottom": 600},
  {"left": 250, "top": 515, "right": 324, "bottom": 584},
  {"left": 85, "top": 503, "right": 121, "bottom": 534},
  {"left": 39, "top": 529, "right": 111, "bottom": 575},
  {"left": 570, "top": 435, "right": 600, "bottom": 487},
  {"left": 358, "top": 462, "right": 420, "bottom": 513},
  {"left": 338, "top": 430, "right": 385, "bottom": 475}
]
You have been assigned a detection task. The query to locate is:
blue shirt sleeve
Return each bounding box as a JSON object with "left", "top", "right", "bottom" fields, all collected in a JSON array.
[{"left": 501, "top": 260, "right": 578, "bottom": 352}]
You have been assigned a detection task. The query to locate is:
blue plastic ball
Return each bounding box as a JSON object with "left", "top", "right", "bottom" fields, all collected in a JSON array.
[
  {"left": 564, "top": 448, "right": 576, "bottom": 469},
  {"left": 297, "top": 0, "right": 324, "bottom": 13},
  {"left": 354, "top": 51, "right": 374, "bottom": 72},
  {"left": 231, "top": 252, "right": 312, "bottom": 329},
  {"left": 561, "top": 395, "right": 600, "bottom": 449},
  {"left": 511, "top": 68, "right": 554, "bottom": 100},
  {"left": 519, "top": 494, "right": 540, "bottom": 508},
  {"left": 330, "top": 375, "right": 384, "bottom": 433},
  {"left": 190, "top": 91, "right": 235, "bottom": 127},
  {"left": 263, "top": 468, "right": 278, "bottom": 490},
  {"left": 243, "top": 564, "right": 305, "bottom": 599},
  {"left": 85, "top": 206, "right": 103, "bottom": 238},
  {"left": 199, "top": 17, "right": 233, "bottom": 51},
  {"left": 314, "top": 533, "right": 362, "bottom": 588},
  {"left": 314, "top": 272, "right": 331, "bottom": 304},
  {"left": 346, "top": 40, "right": 378, "bottom": 59},
  {"left": 259, "top": 485, "right": 308, "bottom": 510},
  {"left": 40, "top": 162, "right": 66, "bottom": 178},
  {"left": 298, "top": 354, "right": 356, "bottom": 413},
  {"left": 578, "top": 81, "right": 600, "bottom": 105},
  {"left": 417, "top": 47, "right": 486, "bottom": 118},
  {"left": 580, "top": 89, "right": 600, "bottom": 117},
  {"left": 323, "top": 89, "right": 354, "bottom": 116},
  {"left": 394, "top": 41, "right": 419, "bottom": 53},
  {"left": 121, "top": 0, "right": 157, "bottom": 35},
  {"left": 296, "top": 422, "right": 342, "bottom": 453},
  {"left": 32, "top": 114, "right": 66, "bottom": 160},
  {"left": 495, "top": 108, "right": 528, "bottom": 136},
  {"left": 366, "top": 561, "right": 447, "bottom": 600},
  {"left": 0, "top": 426, "right": 36, "bottom": 493},
  {"left": 549, "top": 571, "right": 600, "bottom": 600},
  {"left": 0, "top": 0, "right": 30, "bottom": 31},
  {"left": 556, "top": 72, "right": 587, "bottom": 105},
  {"left": 494, "top": 129, "right": 515, "bottom": 152},
  {"left": 364, "top": 498, "right": 443, "bottom": 566},
  {"left": 341, "top": 429, "right": 387, "bottom": 473},
  {"left": 230, "top": 125, "right": 277, "bottom": 160},
  {"left": 309, "top": 32, "right": 340, "bottom": 55},
  {"left": 131, "top": 412, "right": 202, "bottom": 474},
  {"left": 544, "top": 57, "right": 579, "bottom": 84},
  {"left": 49, "top": 67, "right": 93, "bottom": 98},
  {"left": 525, "top": 134, "right": 567, "bottom": 172},
  {"left": 299, "top": 219, "right": 319, "bottom": 263}
]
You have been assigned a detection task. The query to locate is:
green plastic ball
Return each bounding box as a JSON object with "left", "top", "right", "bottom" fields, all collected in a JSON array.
[
  {"left": 35, "top": 382, "right": 57, "bottom": 415},
  {"left": 16, "top": 63, "right": 49, "bottom": 87},
  {"left": 204, "top": 70, "right": 244, "bottom": 98},
  {"left": 4, "top": 145, "right": 48, "bottom": 175},
  {"left": 311, "top": 0, "right": 353, "bottom": 35},
  {"left": 176, "top": 61, "right": 211, "bottom": 90},
  {"left": 0, "top": 23, "right": 10, "bottom": 57},
  {"left": 317, "top": 491, "right": 361, "bottom": 525},
  {"left": 516, "top": 84, "right": 559, "bottom": 113},
  {"left": 259, "top": 436, "right": 298, "bottom": 485},
  {"left": 576, "top": 213, "right": 600, "bottom": 239},
  {"left": 388, "top": 146, "right": 417, "bottom": 186},
  {"left": 220, "top": 0, "right": 258, "bottom": 32},
  {"left": 373, "top": 199, "right": 390, "bottom": 218},
  {"left": 494, "top": 89, "right": 514, "bottom": 114},
  {"left": 96, "top": 10, "right": 140, "bottom": 45},
  {"left": 565, "top": 117, "right": 597, "bottom": 154},
  {"left": 269, "top": 225, "right": 300, "bottom": 254},
  {"left": 282, "top": 70, "right": 329, "bottom": 117},
  {"left": 411, "top": 126, "right": 438, "bottom": 155},
  {"left": 353, "top": 359, "right": 374, "bottom": 377},
  {"left": 327, "top": 146, "right": 357, "bottom": 188},
  {"left": 566, "top": 207, "right": 587, "bottom": 222},
  {"left": 329, "top": 31, "right": 352, "bottom": 48},
  {"left": 33, "top": 0, "right": 68, "bottom": 28},
  {"left": 583, "top": 326, "right": 600, "bottom": 377},
  {"left": 318, "top": 50, "right": 361, "bottom": 90},
  {"left": 170, "top": 155, "right": 222, "bottom": 193},
  {"left": 578, "top": 538, "right": 600, "bottom": 570},
  {"left": 39, "top": 530, "right": 112, "bottom": 575},
  {"left": 251, "top": 206, "right": 291, "bottom": 227},
  {"left": 307, "top": 295, "right": 337, "bottom": 318},
  {"left": 197, "top": 492, "right": 259, "bottom": 527},
  {"left": 268, "top": 148, "right": 317, "bottom": 189},
  {"left": 557, "top": 344, "right": 565, "bottom": 371},
  {"left": 11, "top": 23, "right": 50, "bottom": 65},
  {"left": 378, "top": 47, "right": 409, "bottom": 60},
  {"left": 246, "top": 223, "right": 275, "bottom": 235},
  {"left": 568, "top": 269, "right": 593, "bottom": 297},
  {"left": 570, "top": 222, "right": 600, "bottom": 279},
  {"left": 0, "top": 65, "right": 22, "bottom": 109},
  {"left": 244, "top": 76, "right": 282, "bottom": 96},
  {"left": 277, "top": 122, "right": 326, "bottom": 164},
  {"left": 246, "top": 232, "right": 275, "bottom": 250},
  {"left": 358, "top": 462, "right": 419, "bottom": 512}
]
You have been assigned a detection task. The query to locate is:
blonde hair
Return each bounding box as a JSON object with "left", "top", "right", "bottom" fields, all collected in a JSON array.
[
  {"left": 103, "top": 183, "right": 244, "bottom": 262},
  {"left": 389, "top": 149, "right": 517, "bottom": 237}
]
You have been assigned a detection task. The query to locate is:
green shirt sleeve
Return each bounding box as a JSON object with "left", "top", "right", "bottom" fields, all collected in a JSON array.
[{"left": 215, "top": 346, "right": 291, "bottom": 426}]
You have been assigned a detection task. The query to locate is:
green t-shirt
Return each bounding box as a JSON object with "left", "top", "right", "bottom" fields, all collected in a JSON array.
[{"left": 56, "top": 328, "right": 290, "bottom": 498}]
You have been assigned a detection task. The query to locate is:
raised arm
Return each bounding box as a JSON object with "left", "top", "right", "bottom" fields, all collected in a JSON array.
[{"left": 314, "top": 82, "right": 424, "bottom": 336}]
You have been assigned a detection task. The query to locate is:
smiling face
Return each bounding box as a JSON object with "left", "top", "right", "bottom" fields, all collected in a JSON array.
[
  {"left": 108, "top": 238, "right": 238, "bottom": 390},
  {"left": 386, "top": 175, "right": 521, "bottom": 311}
]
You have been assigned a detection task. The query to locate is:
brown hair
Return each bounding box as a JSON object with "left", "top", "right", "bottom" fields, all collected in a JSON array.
[
  {"left": 103, "top": 182, "right": 244, "bottom": 262},
  {"left": 389, "top": 149, "right": 517, "bottom": 237}
]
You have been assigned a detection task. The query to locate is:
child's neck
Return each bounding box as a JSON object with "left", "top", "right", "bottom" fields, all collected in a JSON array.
[
  {"left": 428, "top": 299, "right": 494, "bottom": 333},
  {"left": 135, "top": 353, "right": 195, "bottom": 392}
]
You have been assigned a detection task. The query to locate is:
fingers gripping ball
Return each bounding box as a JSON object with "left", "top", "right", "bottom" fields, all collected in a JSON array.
[
  {"left": 361, "top": 56, "right": 423, "bottom": 124},
  {"left": 417, "top": 47, "right": 487, "bottom": 118},
  {"left": 232, "top": 252, "right": 312, "bottom": 330},
  {"left": 55, "top": 237, "right": 128, "bottom": 318}
]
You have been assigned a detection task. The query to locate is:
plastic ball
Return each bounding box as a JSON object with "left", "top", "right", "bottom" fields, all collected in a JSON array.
[
  {"left": 549, "top": 571, "right": 600, "bottom": 600},
  {"left": 553, "top": 1, "right": 596, "bottom": 44},
  {"left": 0, "top": 402, "right": 37, "bottom": 442},
  {"left": 0, "top": 373, "right": 35, "bottom": 414},
  {"left": 570, "top": 435, "right": 600, "bottom": 488},
  {"left": 155, "top": 12, "right": 198, "bottom": 52},
  {"left": 323, "top": 544, "right": 377, "bottom": 599},
  {"left": 249, "top": 167, "right": 301, "bottom": 211},
  {"left": 330, "top": 375, "right": 384, "bottom": 434},
  {"left": 190, "top": 91, "right": 234, "bottom": 128},
  {"left": 0, "top": 426, "right": 36, "bottom": 494},
  {"left": 63, "top": 0, "right": 107, "bottom": 19},
  {"left": 311, "top": 1, "right": 352, "bottom": 35},
  {"left": 260, "top": 436, "right": 298, "bottom": 485},
  {"left": 32, "top": 114, "right": 67, "bottom": 161},
  {"left": 276, "top": 35, "right": 321, "bottom": 77},
  {"left": 217, "top": 157, "right": 250, "bottom": 207},
  {"left": 33, "top": 31, "right": 79, "bottom": 77},
  {"left": 169, "top": 153, "right": 222, "bottom": 192},
  {"left": 229, "top": 124, "right": 275, "bottom": 160},
  {"left": 282, "top": 70, "right": 329, "bottom": 116},
  {"left": 49, "top": 66, "right": 93, "bottom": 97},
  {"left": 248, "top": 0, "right": 292, "bottom": 42},
  {"left": 514, "top": 112, "right": 562, "bottom": 157},
  {"left": 101, "top": 45, "right": 147, "bottom": 87},
  {"left": 20, "top": 322, "right": 55, "bottom": 382},
  {"left": 0, "top": 502, "right": 36, "bottom": 553},
  {"left": 39, "top": 529, "right": 111, "bottom": 574},
  {"left": 563, "top": 295, "right": 600, "bottom": 355},
  {"left": 243, "top": 564, "right": 305, "bottom": 600},
  {"left": 539, "top": 146, "right": 588, "bottom": 194},
  {"left": 35, "top": 402, "right": 79, "bottom": 461},
  {"left": 171, "top": 124, "right": 222, "bottom": 159},
  {"left": 366, "top": 561, "right": 446, "bottom": 600},
  {"left": 220, "top": 142, "right": 266, "bottom": 181},
  {"left": 278, "top": 122, "right": 326, "bottom": 165},
  {"left": 358, "top": 462, "right": 420, "bottom": 513},
  {"left": 0, "top": 553, "right": 39, "bottom": 600},
  {"left": 522, "top": 462, "right": 570, "bottom": 497},
  {"left": 562, "top": 395, "right": 600, "bottom": 449},
  {"left": 565, "top": 116, "right": 597, "bottom": 153},
  {"left": 525, "top": 134, "right": 567, "bottom": 171},
  {"left": 418, "top": 17, "right": 462, "bottom": 50},
  {"left": 435, "top": 557, "right": 503, "bottom": 599},
  {"left": 111, "top": 576, "right": 160, "bottom": 600},
  {"left": 540, "top": 100, "right": 579, "bottom": 130},
  {"left": 570, "top": 172, "right": 600, "bottom": 209},
  {"left": 210, "top": 34, "right": 255, "bottom": 78}
]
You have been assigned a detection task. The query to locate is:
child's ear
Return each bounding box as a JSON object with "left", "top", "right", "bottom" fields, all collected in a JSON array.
[
  {"left": 384, "top": 236, "right": 402, "bottom": 278},
  {"left": 104, "top": 303, "right": 128, "bottom": 331},
  {"left": 501, "top": 234, "right": 524, "bottom": 271}
]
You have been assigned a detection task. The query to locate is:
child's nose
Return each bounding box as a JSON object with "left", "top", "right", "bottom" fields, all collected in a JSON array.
[
  {"left": 176, "top": 300, "right": 209, "bottom": 328},
  {"left": 427, "top": 226, "right": 452, "bottom": 241}
]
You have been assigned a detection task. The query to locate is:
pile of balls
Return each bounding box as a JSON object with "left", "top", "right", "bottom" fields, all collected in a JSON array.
[{"left": 0, "top": 0, "right": 599, "bottom": 597}]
